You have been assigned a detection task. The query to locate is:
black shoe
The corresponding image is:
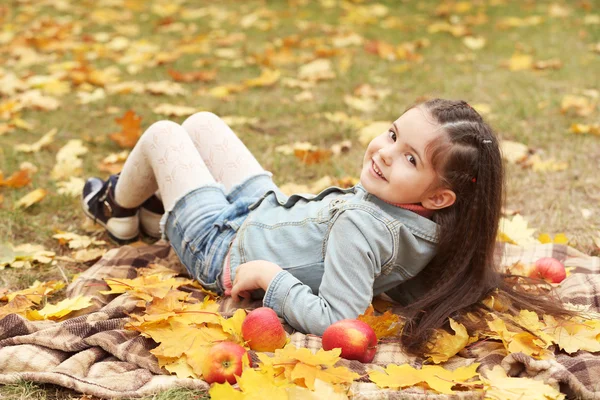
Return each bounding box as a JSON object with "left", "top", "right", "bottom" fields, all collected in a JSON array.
[
  {"left": 139, "top": 194, "right": 164, "bottom": 239},
  {"left": 81, "top": 175, "right": 140, "bottom": 244}
]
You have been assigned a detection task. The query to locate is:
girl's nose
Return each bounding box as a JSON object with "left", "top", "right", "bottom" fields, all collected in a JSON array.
[{"left": 378, "top": 148, "right": 392, "bottom": 165}]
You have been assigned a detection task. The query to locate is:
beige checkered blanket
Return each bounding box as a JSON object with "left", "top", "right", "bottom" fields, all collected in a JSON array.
[{"left": 0, "top": 241, "right": 599, "bottom": 399}]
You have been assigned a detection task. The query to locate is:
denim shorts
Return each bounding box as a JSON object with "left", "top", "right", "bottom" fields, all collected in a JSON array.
[{"left": 162, "top": 172, "right": 279, "bottom": 294}]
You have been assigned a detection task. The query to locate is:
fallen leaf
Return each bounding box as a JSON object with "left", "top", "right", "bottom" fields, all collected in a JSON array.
[
  {"left": 368, "top": 362, "right": 481, "bottom": 394},
  {"left": 14, "top": 128, "right": 57, "bottom": 153},
  {"left": 56, "top": 177, "right": 85, "bottom": 197},
  {"left": 168, "top": 69, "right": 216, "bottom": 83},
  {"left": 109, "top": 110, "right": 142, "bottom": 148},
  {"left": 14, "top": 188, "right": 47, "bottom": 209},
  {"left": 298, "top": 59, "right": 336, "bottom": 82},
  {"left": 506, "top": 53, "right": 533, "bottom": 71},
  {"left": 53, "top": 231, "right": 106, "bottom": 249},
  {"left": 358, "top": 121, "right": 390, "bottom": 146},
  {"left": 33, "top": 295, "right": 94, "bottom": 320},
  {"left": 425, "top": 318, "right": 474, "bottom": 363},
  {"left": 2, "top": 280, "right": 66, "bottom": 304},
  {"left": 244, "top": 68, "right": 281, "bottom": 88},
  {"left": 51, "top": 140, "right": 88, "bottom": 180},
  {"left": 72, "top": 248, "right": 107, "bottom": 262},
  {"left": 538, "top": 233, "right": 569, "bottom": 245},
  {"left": 497, "top": 214, "right": 539, "bottom": 246},
  {"left": 480, "top": 365, "right": 564, "bottom": 400},
  {"left": 570, "top": 123, "right": 600, "bottom": 136},
  {"left": 500, "top": 140, "right": 530, "bottom": 164},
  {"left": 463, "top": 36, "right": 486, "bottom": 50},
  {"left": 561, "top": 95, "right": 596, "bottom": 117},
  {"left": 0, "top": 168, "right": 32, "bottom": 188},
  {"left": 152, "top": 103, "right": 197, "bottom": 117},
  {"left": 358, "top": 304, "right": 403, "bottom": 339}
]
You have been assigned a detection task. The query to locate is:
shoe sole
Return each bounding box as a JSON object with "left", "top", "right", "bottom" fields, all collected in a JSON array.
[{"left": 80, "top": 197, "right": 140, "bottom": 245}]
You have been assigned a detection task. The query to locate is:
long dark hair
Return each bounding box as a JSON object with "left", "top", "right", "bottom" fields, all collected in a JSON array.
[{"left": 394, "top": 98, "right": 578, "bottom": 355}]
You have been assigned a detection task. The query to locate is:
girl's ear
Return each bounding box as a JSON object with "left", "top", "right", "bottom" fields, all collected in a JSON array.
[{"left": 422, "top": 188, "right": 456, "bottom": 210}]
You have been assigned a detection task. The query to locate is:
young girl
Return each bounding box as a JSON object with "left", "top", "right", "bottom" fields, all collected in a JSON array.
[{"left": 82, "top": 98, "right": 574, "bottom": 355}]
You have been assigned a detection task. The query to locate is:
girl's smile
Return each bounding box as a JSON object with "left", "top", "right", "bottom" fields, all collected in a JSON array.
[{"left": 370, "top": 159, "right": 387, "bottom": 181}]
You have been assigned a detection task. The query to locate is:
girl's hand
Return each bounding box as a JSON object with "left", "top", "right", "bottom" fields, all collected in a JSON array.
[{"left": 231, "top": 260, "right": 283, "bottom": 302}]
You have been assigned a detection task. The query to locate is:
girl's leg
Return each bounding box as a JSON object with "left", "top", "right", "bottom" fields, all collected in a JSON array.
[
  {"left": 180, "top": 112, "right": 266, "bottom": 193},
  {"left": 114, "top": 120, "right": 215, "bottom": 212}
]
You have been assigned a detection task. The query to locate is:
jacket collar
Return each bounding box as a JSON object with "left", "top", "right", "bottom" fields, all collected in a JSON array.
[{"left": 355, "top": 183, "right": 439, "bottom": 242}]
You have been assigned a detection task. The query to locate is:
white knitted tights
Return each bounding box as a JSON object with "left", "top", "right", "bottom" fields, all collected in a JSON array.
[{"left": 114, "top": 112, "right": 266, "bottom": 212}]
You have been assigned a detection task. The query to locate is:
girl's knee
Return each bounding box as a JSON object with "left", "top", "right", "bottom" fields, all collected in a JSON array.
[
  {"left": 142, "top": 120, "right": 180, "bottom": 138},
  {"left": 181, "top": 111, "right": 221, "bottom": 130}
]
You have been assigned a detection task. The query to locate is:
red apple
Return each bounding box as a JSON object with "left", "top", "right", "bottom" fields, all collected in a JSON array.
[
  {"left": 242, "top": 307, "right": 287, "bottom": 352},
  {"left": 201, "top": 341, "right": 249, "bottom": 384},
  {"left": 529, "top": 257, "right": 566, "bottom": 283},
  {"left": 321, "top": 319, "right": 378, "bottom": 363}
]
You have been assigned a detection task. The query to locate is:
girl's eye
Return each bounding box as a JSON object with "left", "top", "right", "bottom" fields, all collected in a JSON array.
[
  {"left": 406, "top": 154, "right": 417, "bottom": 166},
  {"left": 388, "top": 130, "right": 397, "bottom": 141}
]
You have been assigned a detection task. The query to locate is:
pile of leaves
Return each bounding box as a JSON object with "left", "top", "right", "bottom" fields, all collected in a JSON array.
[{"left": 2, "top": 262, "right": 598, "bottom": 399}]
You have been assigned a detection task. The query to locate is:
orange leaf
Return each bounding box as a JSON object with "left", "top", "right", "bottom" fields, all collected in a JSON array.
[
  {"left": 358, "top": 304, "right": 403, "bottom": 339},
  {"left": 168, "top": 69, "right": 217, "bottom": 83},
  {"left": 109, "top": 110, "right": 142, "bottom": 148},
  {"left": 293, "top": 147, "right": 332, "bottom": 165},
  {"left": 0, "top": 168, "right": 31, "bottom": 188}
]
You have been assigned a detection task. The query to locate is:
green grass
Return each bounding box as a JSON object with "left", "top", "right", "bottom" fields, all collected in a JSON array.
[{"left": 1, "top": 0, "right": 599, "bottom": 398}]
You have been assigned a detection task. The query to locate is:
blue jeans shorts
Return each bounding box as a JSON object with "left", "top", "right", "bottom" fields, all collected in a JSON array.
[{"left": 161, "top": 172, "right": 278, "bottom": 295}]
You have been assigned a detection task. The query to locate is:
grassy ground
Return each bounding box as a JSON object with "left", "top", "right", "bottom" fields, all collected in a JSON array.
[{"left": 1, "top": 0, "right": 599, "bottom": 398}]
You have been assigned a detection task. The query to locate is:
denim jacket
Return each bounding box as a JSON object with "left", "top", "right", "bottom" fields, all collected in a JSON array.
[{"left": 228, "top": 183, "right": 439, "bottom": 335}]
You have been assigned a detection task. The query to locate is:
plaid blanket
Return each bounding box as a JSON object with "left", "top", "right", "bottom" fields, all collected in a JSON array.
[{"left": 0, "top": 240, "right": 599, "bottom": 399}]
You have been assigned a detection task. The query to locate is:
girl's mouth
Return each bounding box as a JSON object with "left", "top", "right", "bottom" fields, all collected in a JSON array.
[{"left": 371, "top": 160, "right": 386, "bottom": 181}]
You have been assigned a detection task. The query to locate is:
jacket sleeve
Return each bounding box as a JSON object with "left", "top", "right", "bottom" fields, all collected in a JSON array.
[{"left": 261, "top": 209, "right": 393, "bottom": 335}]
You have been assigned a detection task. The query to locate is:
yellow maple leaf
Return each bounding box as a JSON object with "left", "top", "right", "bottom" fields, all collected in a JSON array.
[
  {"left": 163, "top": 355, "right": 198, "bottom": 379},
  {"left": 358, "top": 304, "right": 403, "bottom": 339},
  {"left": 34, "top": 295, "right": 93, "bottom": 320},
  {"left": 486, "top": 315, "right": 553, "bottom": 359},
  {"left": 258, "top": 345, "right": 358, "bottom": 390},
  {"left": 0, "top": 295, "right": 36, "bottom": 319},
  {"left": 102, "top": 275, "right": 193, "bottom": 302},
  {"left": 218, "top": 308, "right": 247, "bottom": 345},
  {"left": 497, "top": 214, "right": 539, "bottom": 246},
  {"left": 293, "top": 363, "right": 359, "bottom": 390},
  {"left": 3, "top": 280, "right": 66, "bottom": 304},
  {"left": 368, "top": 363, "right": 481, "bottom": 394},
  {"left": 0, "top": 243, "right": 55, "bottom": 269},
  {"left": 481, "top": 365, "right": 564, "bottom": 400},
  {"left": 543, "top": 315, "right": 600, "bottom": 354},
  {"left": 53, "top": 230, "right": 106, "bottom": 249},
  {"left": 14, "top": 188, "right": 47, "bottom": 209},
  {"left": 425, "top": 318, "right": 474, "bottom": 364},
  {"left": 209, "top": 381, "right": 245, "bottom": 400},
  {"left": 235, "top": 368, "right": 291, "bottom": 398}
]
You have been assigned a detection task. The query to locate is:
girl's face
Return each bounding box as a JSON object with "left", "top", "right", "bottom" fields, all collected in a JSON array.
[{"left": 360, "top": 107, "right": 454, "bottom": 208}]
